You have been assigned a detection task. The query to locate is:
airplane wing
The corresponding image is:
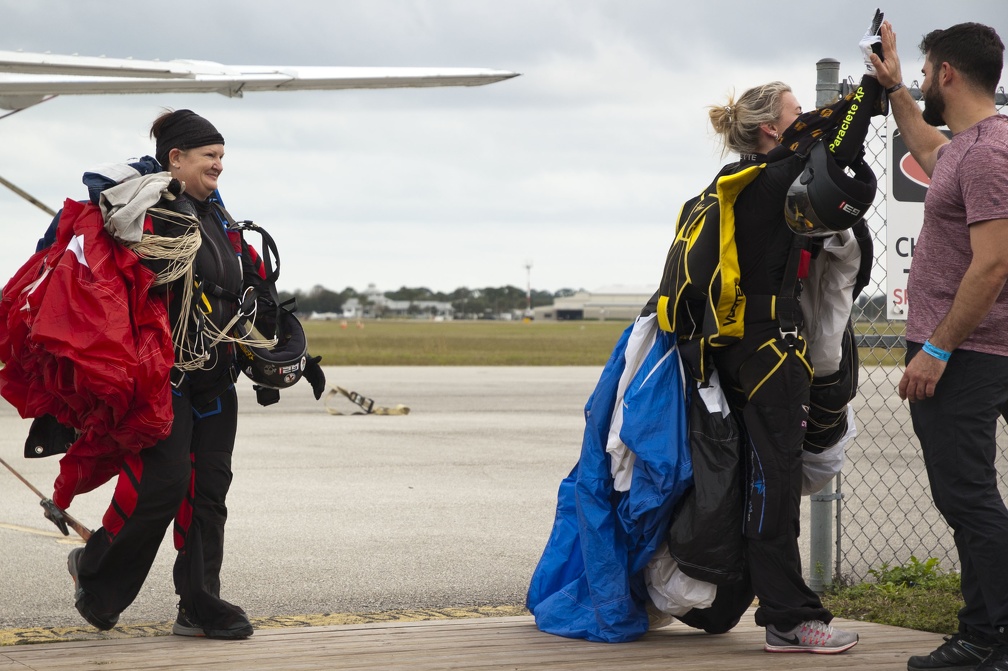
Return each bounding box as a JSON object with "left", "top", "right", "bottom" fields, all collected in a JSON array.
[{"left": 0, "top": 50, "right": 519, "bottom": 110}]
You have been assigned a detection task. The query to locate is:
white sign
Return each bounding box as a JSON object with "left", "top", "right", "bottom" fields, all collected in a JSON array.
[{"left": 885, "top": 117, "right": 951, "bottom": 320}]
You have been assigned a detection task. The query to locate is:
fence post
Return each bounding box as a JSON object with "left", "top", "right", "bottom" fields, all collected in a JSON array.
[
  {"left": 815, "top": 58, "right": 841, "bottom": 107},
  {"left": 808, "top": 57, "right": 842, "bottom": 594}
]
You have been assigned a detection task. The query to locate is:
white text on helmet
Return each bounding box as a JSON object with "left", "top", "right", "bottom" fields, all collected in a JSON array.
[{"left": 838, "top": 201, "right": 862, "bottom": 217}]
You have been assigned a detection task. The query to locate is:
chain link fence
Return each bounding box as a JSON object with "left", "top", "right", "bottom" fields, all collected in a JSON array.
[{"left": 828, "top": 74, "right": 1008, "bottom": 584}]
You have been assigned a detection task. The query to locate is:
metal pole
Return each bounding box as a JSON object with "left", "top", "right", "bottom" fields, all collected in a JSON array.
[
  {"left": 0, "top": 173, "right": 57, "bottom": 216},
  {"left": 808, "top": 57, "right": 842, "bottom": 594},
  {"left": 815, "top": 58, "right": 841, "bottom": 107}
]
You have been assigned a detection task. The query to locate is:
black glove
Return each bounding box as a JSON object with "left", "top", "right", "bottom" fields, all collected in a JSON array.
[
  {"left": 253, "top": 385, "right": 281, "bottom": 407},
  {"left": 40, "top": 499, "right": 70, "bottom": 536},
  {"left": 303, "top": 354, "right": 326, "bottom": 400}
]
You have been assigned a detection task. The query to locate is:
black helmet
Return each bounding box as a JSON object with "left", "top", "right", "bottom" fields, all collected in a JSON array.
[
  {"left": 785, "top": 141, "right": 878, "bottom": 237},
  {"left": 235, "top": 307, "right": 308, "bottom": 389}
]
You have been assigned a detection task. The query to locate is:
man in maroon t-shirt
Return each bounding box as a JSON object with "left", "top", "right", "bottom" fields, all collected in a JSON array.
[{"left": 872, "top": 20, "right": 1008, "bottom": 671}]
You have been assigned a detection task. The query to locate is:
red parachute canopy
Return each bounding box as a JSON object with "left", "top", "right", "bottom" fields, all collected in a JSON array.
[{"left": 0, "top": 199, "right": 175, "bottom": 508}]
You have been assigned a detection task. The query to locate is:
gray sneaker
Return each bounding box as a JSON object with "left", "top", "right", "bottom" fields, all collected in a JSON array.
[
  {"left": 67, "top": 547, "right": 119, "bottom": 631},
  {"left": 172, "top": 603, "right": 253, "bottom": 640},
  {"left": 765, "top": 620, "right": 859, "bottom": 654},
  {"left": 172, "top": 605, "right": 206, "bottom": 638}
]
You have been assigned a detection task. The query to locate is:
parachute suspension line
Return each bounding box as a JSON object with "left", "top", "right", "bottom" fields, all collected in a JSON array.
[
  {"left": 200, "top": 288, "right": 277, "bottom": 351},
  {"left": 123, "top": 206, "right": 211, "bottom": 371},
  {"left": 171, "top": 277, "right": 210, "bottom": 372},
  {"left": 168, "top": 276, "right": 275, "bottom": 372},
  {"left": 132, "top": 207, "right": 202, "bottom": 285},
  {"left": 126, "top": 204, "right": 278, "bottom": 373},
  {"left": 194, "top": 215, "right": 282, "bottom": 352}
]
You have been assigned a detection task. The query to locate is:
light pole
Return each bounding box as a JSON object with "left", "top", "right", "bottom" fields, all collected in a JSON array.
[{"left": 524, "top": 260, "right": 533, "bottom": 318}]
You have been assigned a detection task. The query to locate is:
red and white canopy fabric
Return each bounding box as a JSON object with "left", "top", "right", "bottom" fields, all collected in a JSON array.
[{"left": 0, "top": 198, "right": 175, "bottom": 508}]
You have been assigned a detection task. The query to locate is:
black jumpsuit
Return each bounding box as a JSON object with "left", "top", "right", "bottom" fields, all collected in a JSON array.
[{"left": 75, "top": 193, "right": 249, "bottom": 630}]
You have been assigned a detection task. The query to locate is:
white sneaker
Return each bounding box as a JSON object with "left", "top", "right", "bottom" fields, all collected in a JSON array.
[{"left": 765, "top": 620, "right": 859, "bottom": 654}]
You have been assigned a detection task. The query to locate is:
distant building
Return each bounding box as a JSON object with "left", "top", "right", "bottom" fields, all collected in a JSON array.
[
  {"left": 340, "top": 298, "right": 363, "bottom": 319},
  {"left": 335, "top": 284, "right": 454, "bottom": 320},
  {"left": 410, "top": 300, "right": 455, "bottom": 318},
  {"left": 307, "top": 311, "right": 343, "bottom": 321},
  {"left": 533, "top": 285, "right": 653, "bottom": 322}
]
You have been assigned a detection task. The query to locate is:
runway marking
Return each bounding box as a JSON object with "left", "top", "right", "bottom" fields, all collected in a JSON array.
[
  {"left": 0, "top": 522, "right": 83, "bottom": 544},
  {"left": 0, "top": 604, "right": 530, "bottom": 646}
]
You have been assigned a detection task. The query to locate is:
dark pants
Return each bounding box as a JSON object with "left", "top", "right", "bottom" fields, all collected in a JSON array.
[
  {"left": 714, "top": 326, "right": 831, "bottom": 629},
  {"left": 75, "top": 383, "right": 238, "bottom": 623},
  {"left": 907, "top": 342, "right": 1008, "bottom": 643},
  {"left": 173, "top": 387, "right": 239, "bottom": 624}
]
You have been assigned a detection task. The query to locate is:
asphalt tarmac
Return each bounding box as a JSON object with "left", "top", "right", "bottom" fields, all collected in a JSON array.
[
  {"left": 0, "top": 365, "right": 910, "bottom": 633},
  {"left": 0, "top": 366, "right": 600, "bottom": 630}
]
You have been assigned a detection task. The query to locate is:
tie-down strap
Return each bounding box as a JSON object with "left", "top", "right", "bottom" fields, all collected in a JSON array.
[{"left": 324, "top": 386, "right": 410, "bottom": 416}]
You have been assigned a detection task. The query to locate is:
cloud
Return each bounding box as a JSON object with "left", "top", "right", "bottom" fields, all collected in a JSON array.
[{"left": 0, "top": 0, "right": 1005, "bottom": 293}]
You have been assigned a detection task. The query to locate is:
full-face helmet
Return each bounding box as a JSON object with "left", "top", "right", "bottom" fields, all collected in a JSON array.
[
  {"left": 235, "top": 307, "right": 307, "bottom": 389},
  {"left": 785, "top": 141, "right": 878, "bottom": 237}
]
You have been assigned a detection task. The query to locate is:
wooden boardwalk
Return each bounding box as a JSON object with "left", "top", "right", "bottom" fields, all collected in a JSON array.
[{"left": 0, "top": 608, "right": 944, "bottom": 671}]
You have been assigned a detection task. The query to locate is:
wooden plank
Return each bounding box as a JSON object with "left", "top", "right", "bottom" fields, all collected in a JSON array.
[{"left": 0, "top": 612, "right": 947, "bottom": 671}]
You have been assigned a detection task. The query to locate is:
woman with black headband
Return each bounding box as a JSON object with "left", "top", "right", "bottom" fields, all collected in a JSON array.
[{"left": 66, "top": 109, "right": 255, "bottom": 640}]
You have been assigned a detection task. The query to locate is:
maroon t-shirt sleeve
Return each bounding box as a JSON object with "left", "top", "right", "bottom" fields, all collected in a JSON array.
[{"left": 961, "top": 143, "right": 1008, "bottom": 226}]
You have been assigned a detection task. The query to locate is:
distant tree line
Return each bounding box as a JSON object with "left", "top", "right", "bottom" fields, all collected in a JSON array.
[
  {"left": 279, "top": 286, "right": 892, "bottom": 322},
  {"left": 278, "top": 285, "right": 582, "bottom": 318},
  {"left": 278, "top": 286, "right": 355, "bottom": 314}
]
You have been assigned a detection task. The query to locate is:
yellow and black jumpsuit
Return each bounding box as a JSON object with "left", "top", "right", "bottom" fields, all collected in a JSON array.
[
  {"left": 715, "top": 147, "right": 828, "bottom": 628},
  {"left": 651, "top": 75, "right": 884, "bottom": 632}
]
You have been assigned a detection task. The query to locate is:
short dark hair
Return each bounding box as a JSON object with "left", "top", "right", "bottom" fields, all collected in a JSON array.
[{"left": 920, "top": 22, "right": 1004, "bottom": 94}]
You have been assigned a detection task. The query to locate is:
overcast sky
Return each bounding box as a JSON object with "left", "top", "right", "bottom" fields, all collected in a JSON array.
[{"left": 0, "top": 1, "right": 1004, "bottom": 294}]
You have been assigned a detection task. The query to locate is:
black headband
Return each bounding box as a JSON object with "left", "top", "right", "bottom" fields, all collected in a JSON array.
[{"left": 155, "top": 109, "right": 225, "bottom": 168}]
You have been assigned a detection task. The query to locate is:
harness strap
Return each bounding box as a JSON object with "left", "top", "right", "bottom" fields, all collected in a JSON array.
[
  {"left": 200, "top": 280, "right": 242, "bottom": 305},
  {"left": 777, "top": 235, "right": 813, "bottom": 335},
  {"left": 199, "top": 280, "right": 259, "bottom": 333},
  {"left": 203, "top": 205, "right": 291, "bottom": 345},
  {"left": 213, "top": 204, "right": 281, "bottom": 285},
  {"left": 743, "top": 294, "right": 800, "bottom": 326}
]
